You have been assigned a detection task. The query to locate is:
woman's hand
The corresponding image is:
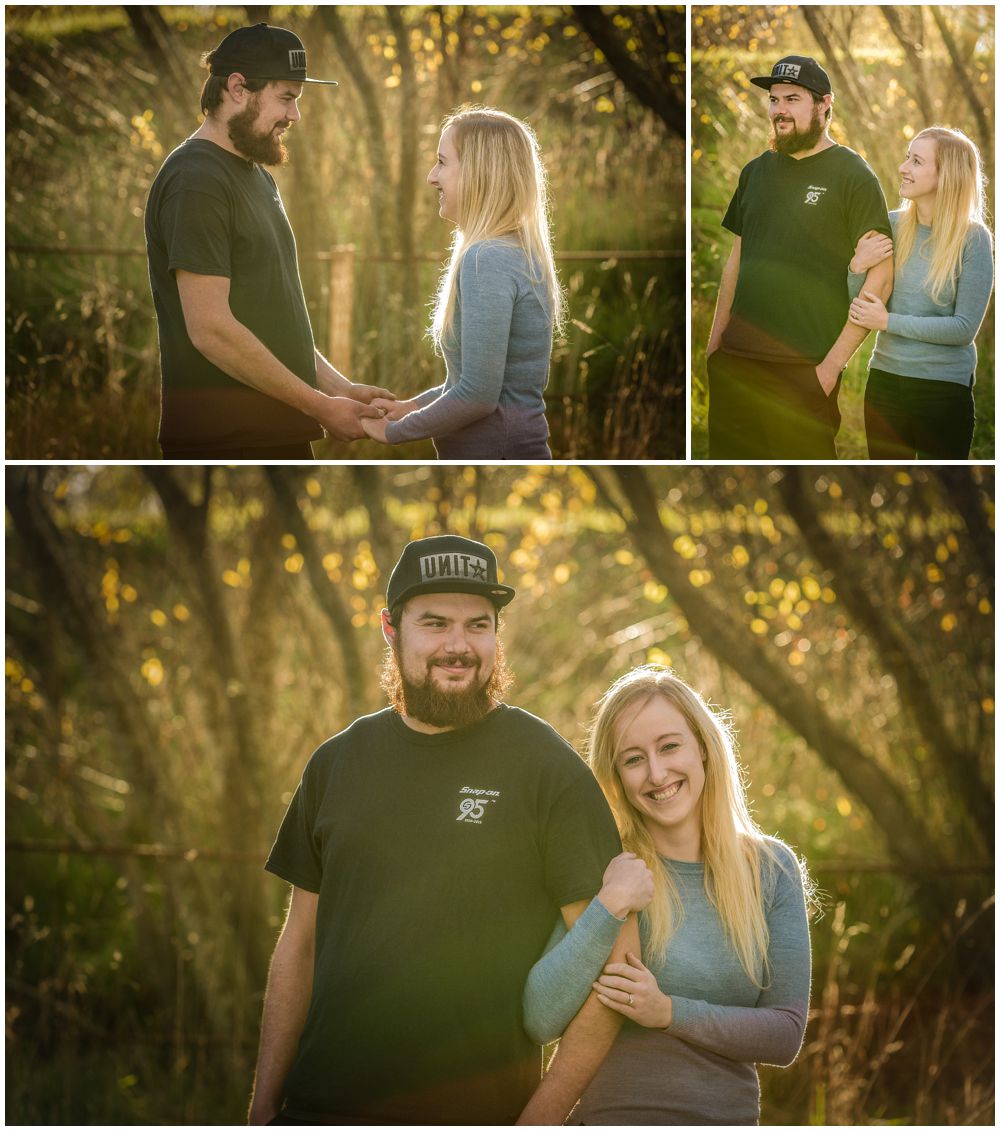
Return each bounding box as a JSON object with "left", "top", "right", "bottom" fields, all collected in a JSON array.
[
  {"left": 372, "top": 396, "right": 420, "bottom": 421},
  {"left": 850, "top": 229, "right": 893, "bottom": 274},
  {"left": 594, "top": 951, "right": 672, "bottom": 1029},
  {"left": 361, "top": 415, "right": 390, "bottom": 443},
  {"left": 597, "top": 852, "right": 655, "bottom": 919},
  {"left": 849, "top": 289, "right": 890, "bottom": 331}
]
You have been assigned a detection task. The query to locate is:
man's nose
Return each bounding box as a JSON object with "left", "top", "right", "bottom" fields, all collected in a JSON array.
[{"left": 287, "top": 102, "right": 301, "bottom": 123}]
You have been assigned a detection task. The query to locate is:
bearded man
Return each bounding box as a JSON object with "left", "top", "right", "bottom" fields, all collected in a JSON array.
[
  {"left": 144, "top": 24, "right": 391, "bottom": 458},
  {"left": 705, "top": 55, "right": 894, "bottom": 458},
  {"left": 250, "top": 535, "right": 639, "bottom": 1125}
]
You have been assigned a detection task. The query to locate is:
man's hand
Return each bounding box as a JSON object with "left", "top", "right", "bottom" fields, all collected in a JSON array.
[
  {"left": 815, "top": 358, "right": 842, "bottom": 397},
  {"left": 594, "top": 951, "right": 672, "bottom": 1030},
  {"left": 347, "top": 382, "right": 396, "bottom": 405},
  {"left": 314, "top": 395, "right": 383, "bottom": 441},
  {"left": 850, "top": 230, "right": 893, "bottom": 274},
  {"left": 597, "top": 853, "right": 655, "bottom": 919},
  {"left": 849, "top": 290, "right": 890, "bottom": 332},
  {"left": 372, "top": 396, "right": 420, "bottom": 421}
]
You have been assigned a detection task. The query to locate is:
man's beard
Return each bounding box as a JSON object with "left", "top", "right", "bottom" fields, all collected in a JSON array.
[
  {"left": 228, "top": 96, "right": 289, "bottom": 166},
  {"left": 769, "top": 104, "right": 824, "bottom": 155},
  {"left": 380, "top": 639, "right": 513, "bottom": 729}
]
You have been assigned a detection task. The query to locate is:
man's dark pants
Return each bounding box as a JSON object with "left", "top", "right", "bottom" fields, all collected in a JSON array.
[{"left": 707, "top": 349, "right": 842, "bottom": 459}]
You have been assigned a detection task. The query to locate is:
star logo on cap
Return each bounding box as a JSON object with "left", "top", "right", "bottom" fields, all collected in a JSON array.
[{"left": 470, "top": 562, "right": 487, "bottom": 580}]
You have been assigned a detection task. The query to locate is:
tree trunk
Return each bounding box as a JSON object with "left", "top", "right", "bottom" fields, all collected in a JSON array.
[
  {"left": 571, "top": 6, "right": 684, "bottom": 137},
  {"left": 775, "top": 468, "right": 993, "bottom": 856},
  {"left": 265, "top": 466, "right": 371, "bottom": 718}
]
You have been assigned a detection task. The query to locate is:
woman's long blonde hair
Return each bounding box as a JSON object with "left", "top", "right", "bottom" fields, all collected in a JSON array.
[
  {"left": 589, "top": 665, "right": 784, "bottom": 984},
  {"left": 895, "top": 126, "right": 990, "bottom": 305},
  {"left": 429, "top": 107, "right": 565, "bottom": 352}
]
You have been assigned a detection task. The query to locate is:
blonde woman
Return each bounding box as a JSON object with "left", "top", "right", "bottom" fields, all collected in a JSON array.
[
  {"left": 523, "top": 666, "right": 811, "bottom": 1124},
  {"left": 362, "top": 107, "right": 562, "bottom": 458},
  {"left": 849, "top": 127, "right": 994, "bottom": 458}
]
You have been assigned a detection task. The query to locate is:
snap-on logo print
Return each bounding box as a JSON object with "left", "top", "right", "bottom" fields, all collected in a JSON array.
[
  {"left": 288, "top": 49, "right": 306, "bottom": 70},
  {"left": 804, "top": 184, "right": 828, "bottom": 206},
  {"left": 773, "top": 62, "right": 802, "bottom": 80},
  {"left": 456, "top": 785, "right": 500, "bottom": 824},
  {"left": 419, "top": 553, "right": 488, "bottom": 584}
]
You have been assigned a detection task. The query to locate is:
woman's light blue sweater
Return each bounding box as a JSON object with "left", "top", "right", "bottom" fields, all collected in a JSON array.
[
  {"left": 849, "top": 211, "right": 994, "bottom": 384},
  {"left": 384, "top": 238, "right": 553, "bottom": 458},
  {"left": 522, "top": 838, "right": 811, "bottom": 1125}
]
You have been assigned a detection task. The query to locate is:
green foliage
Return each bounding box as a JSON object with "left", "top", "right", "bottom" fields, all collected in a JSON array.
[{"left": 4, "top": 6, "right": 683, "bottom": 458}]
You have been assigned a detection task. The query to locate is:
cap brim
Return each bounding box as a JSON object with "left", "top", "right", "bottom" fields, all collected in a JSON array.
[
  {"left": 391, "top": 581, "right": 516, "bottom": 610},
  {"left": 303, "top": 77, "right": 338, "bottom": 85}
]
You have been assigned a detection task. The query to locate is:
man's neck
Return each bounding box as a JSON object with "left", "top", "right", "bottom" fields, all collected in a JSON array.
[
  {"left": 398, "top": 713, "right": 455, "bottom": 735},
  {"left": 191, "top": 116, "right": 246, "bottom": 161},
  {"left": 789, "top": 133, "right": 835, "bottom": 161}
]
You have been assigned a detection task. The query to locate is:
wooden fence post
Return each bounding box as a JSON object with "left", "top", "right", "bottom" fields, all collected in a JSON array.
[{"left": 326, "top": 244, "right": 355, "bottom": 372}]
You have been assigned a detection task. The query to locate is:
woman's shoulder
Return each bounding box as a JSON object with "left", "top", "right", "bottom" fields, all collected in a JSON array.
[
  {"left": 462, "top": 237, "right": 526, "bottom": 267},
  {"left": 756, "top": 835, "right": 805, "bottom": 889},
  {"left": 964, "top": 221, "right": 994, "bottom": 254}
]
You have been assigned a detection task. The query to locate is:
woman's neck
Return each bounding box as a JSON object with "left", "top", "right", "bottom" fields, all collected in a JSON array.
[
  {"left": 647, "top": 820, "right": 703, "bottom": 863},
  {"left": 915, "top": 194, "right": 936, "bottom": 227}
]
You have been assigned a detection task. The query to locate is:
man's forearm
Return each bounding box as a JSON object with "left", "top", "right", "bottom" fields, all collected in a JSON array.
[
  {"left": 248, "top": 939, "right": 314, "bottom": 1123},
  {"left": 516, "top": 916, "right": 640, "bottom": 1125},
  {"left": 194, "top": 315, "right": 327, "bottom": 418},
  {"left": 707, "top": 239, "right": 741, "bottom": 354},
  {"left": 821, "top": 256, "right": 894, "bottom": 372},
  {"left": 315, "top": 350, "right": 353, "bottom": 396}
]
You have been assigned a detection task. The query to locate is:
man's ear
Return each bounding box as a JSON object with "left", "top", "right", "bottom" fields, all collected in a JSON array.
[
  {"left": 226, "top": 72, "right": 249, "bottom": 103},
  {"left": 381, "top": 608, "right": 396, "bottom": 647}
]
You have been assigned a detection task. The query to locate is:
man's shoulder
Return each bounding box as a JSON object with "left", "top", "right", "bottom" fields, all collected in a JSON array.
[
  {"left": 306, "top": 708, "right": 396, "bottom": 771},
  {"left": 492, "top": 705, "right": 592, "bottom": 770},
  {"left": 825, "top": 143, "right": 880, "bottom": 180},
  {"left": 150, "top": 140, "right": 233, "bottom": 196}
]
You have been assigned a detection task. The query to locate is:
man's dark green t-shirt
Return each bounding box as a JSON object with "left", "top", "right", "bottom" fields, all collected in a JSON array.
[
  {"left": 265, "top": 705, "right": 621, "bottom": 1124},
  {"left": 721, "top": 144, "right": 891, "bottom": 364},
  {"left": 144, "top": 139, "right": 322, "bottom": 451}
]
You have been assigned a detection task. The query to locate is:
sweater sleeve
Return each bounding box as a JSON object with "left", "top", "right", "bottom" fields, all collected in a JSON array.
[
  {"left": 847, "top": 270, "right": 866, "bottom": 300},
  {"left": 383, "top": 244, "right": 516, "bottom": 444},
  {"left": 666, "top": 845, "right": 811, "bottom": 1067},
  {"left": 885, "top": 226, "right": 994, "bottom": 346},
  {"left": 521, "top": 896, "right": 624, "bottom": 1045}
]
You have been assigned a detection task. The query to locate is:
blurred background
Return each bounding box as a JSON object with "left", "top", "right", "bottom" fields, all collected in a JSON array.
[
  {"left": 5, "top": 4, "right": 684, "bottom": 460},
  {"left": 691, "top": 4, "right": 996, "bottom": 458},
  {"left": 6, "top": 464, "right": 994, "bottom": 1124}
]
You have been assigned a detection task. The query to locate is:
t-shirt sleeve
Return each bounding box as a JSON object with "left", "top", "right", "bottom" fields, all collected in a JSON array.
[
  {"left": 157, "top": 172, "right": 235, "bottom": 278},
  {"left": 264, "top": 759, "right": 324, "bottom": 893},
  {"left": 667, "top": 842, "right": 811, "bottom": 1066},
  {"left": 542, "top": 767, "right": 621, "bottom": 908},
  {"left": 846, "top": 162, "right": 892, "bottom": 243},
  {"left": 721, "top": 168, "right": 747, "bottom": 236}
]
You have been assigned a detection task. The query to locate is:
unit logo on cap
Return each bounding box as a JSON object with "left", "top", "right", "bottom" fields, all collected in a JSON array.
[
  {"left": 419, "top": 553, "right": 489, "bottom": 583},
  {"left": 773, "top": 62, "right": 802, "bottom": 79}
]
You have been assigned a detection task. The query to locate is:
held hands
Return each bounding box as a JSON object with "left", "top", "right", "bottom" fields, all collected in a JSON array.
[
  {"left": 349, "top": 382, "right": 396, "bottom": 405},
  {"left": 594, "top": 951, "right": 672, "bottom": 1030},
  {"left": 361, "top": 397, "right": 423, "bottom": 444},
  {"left": 850, "top": 229, "right": 893, "bottom": 274},
  {"left": 849, "top": 290, "right": 890, "bottom": 332},
  {"left": 597, "top": 852, "right": 655, "bottom": 919},
  {"left": 314, "top": 395, "right": 385, "bottom": 442}
]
